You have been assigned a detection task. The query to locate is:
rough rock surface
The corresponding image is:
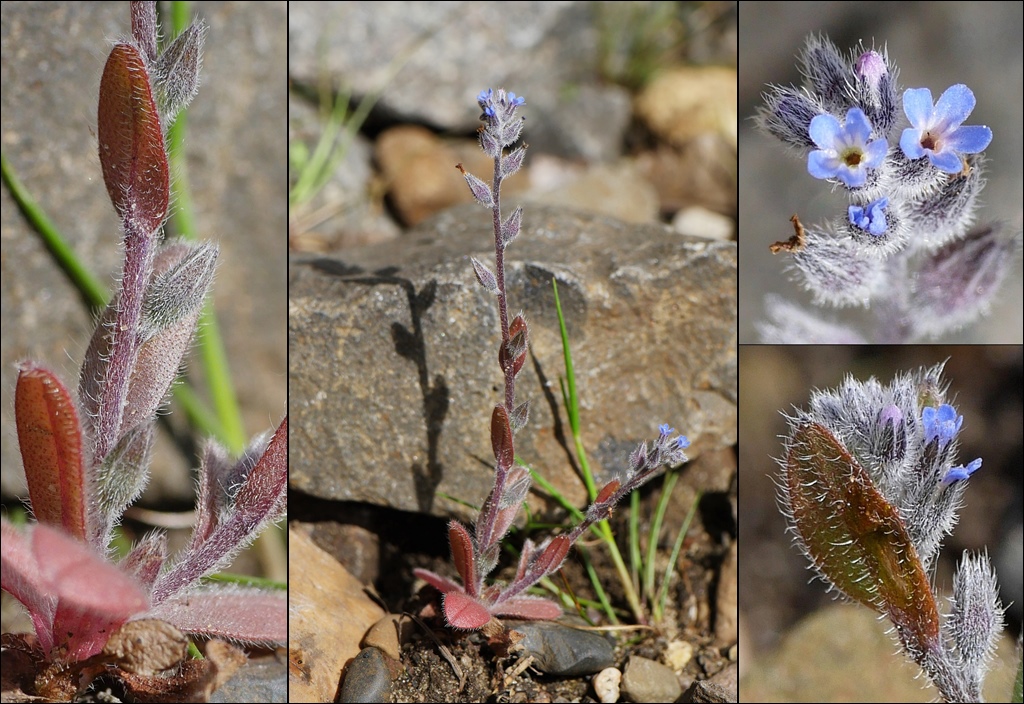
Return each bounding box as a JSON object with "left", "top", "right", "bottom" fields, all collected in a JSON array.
[{"left": 290, "top": 203, "right": 735, "bottom": 521}]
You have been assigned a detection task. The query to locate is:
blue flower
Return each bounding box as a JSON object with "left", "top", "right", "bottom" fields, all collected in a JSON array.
[
  {"left": 849, "top": 196, "right": 890, "bottom": 236},
  {"left": 807, "top": 107, "right": 889, "bottom": 187},
  {"left": 659, "top": 423, "right": 674, "bottom": 437},
  {"left": 921, "top": 403, "right": 963, "bottom": 446},
  {"left": 899, "top": 84, "right": 992, "bottom": 173},
  {"left": 676, "top": 436, "right": 691, "bottom": 450},
  {"left": 942, "top": 457, "right": 982, "bottom": 485}
]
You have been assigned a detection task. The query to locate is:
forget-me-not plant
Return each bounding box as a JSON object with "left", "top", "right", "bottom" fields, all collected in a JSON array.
[
  {"left": 777, "top": 363, "right": 1008, "bottom": 702},
  {"left": 412, "top": 89, "right": 689, "bottom": 633},
  {"left": 755, "top": 35, "right": 1021, "bottom": 343}
]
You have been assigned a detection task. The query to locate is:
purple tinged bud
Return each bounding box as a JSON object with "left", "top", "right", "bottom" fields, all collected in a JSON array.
[
  {"left": 500, "top": 145, "right": 527, "bottom": 179},
  {"left": 856, "top": 50, "right": 887, "bottom": 90},
  {"left": 879, "top": 403, "right": 903, "bottom": 426},
  {"left": 460, "top": 168, "right": 494, "bottom": 208},
  {"left": 471, "top": 257, "right": 498, "bottom": 292},
  {"left": 878, "top": 403, "right": 906, "bottom": 462},
  {"left": 500, "top": 206, "right": 523, "bottom": 248}
]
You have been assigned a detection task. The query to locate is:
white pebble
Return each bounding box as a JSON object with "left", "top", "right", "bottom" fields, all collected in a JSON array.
[{"left": 593, "top": 666, "right": 622, "bottom": 703}]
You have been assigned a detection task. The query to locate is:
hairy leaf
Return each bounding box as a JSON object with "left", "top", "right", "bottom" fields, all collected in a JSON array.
[
  {"left": 98, "top": 42, "right": 168, "bottom": 237},
  {"left": 785, "top": 422, "right": 939, "bottom": 655},
  {"left": 15, "top": 364, "right": 88, "bottom": 541}
]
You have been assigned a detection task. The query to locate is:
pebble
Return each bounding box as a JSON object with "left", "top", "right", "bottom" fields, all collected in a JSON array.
[
  {"left": 509, "top": 620, "right": 615, "bottom": 677},
  {"left": 338, "top": 647, "right": 393, "bottom": 703},
  {"left": 690, "top": 663, "right": 738, "bottom": 703},
  {"left": 592, "top": 667, "right": 621, "bottom": 703},
  {"left": 672, "top": 206, "right": 734, "bottom": 241},
  {"left": 621, "top": 655, "right": 682, "bottom": 703},
  {"left": 664, "top": 639, "right": 694, "bottom": 671},
  {"left": 361, "top": 614, "right": 414, "bottom": 661},
  {"left": 715, "top": 540, "right": 738, "bottom": 645}
]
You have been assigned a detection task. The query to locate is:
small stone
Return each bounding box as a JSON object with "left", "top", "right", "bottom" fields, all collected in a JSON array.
[
  {"left": 338, "top": 647, "right": 393, "bottom": 703},
  {"left": 664, "top": 639, "right": 693, "bottom": 671},
  {"left": 672, "top": 206, "right": 734, "bottom": 241},
  {"left": 593, "top": 667, "right": 621, "bottom": 703},
  {"left": 715, "top": 541, "right": 738, "bottom": 645},
  {"left": 689, "top": 663, "right": 738, "bottom": 703},
  {"left": 621, "top": 655, "right": 682, "bottom": 703},
  {"left": 510, "top": 620, "right": 615, "bottom": 677},
  {"left": 361, "top": 614, "right": 414, "bottom": 661}
]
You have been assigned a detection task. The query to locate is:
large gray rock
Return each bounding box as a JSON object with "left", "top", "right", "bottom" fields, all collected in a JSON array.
[
  {"left": 287, "top": 1, "right": 632, "bottom": 161},
  {"left": 290, "top": 203, "right": 735, "bottom": 519},
  {"left": 1, "top": 2, "right": 287, "bottom": 499}
]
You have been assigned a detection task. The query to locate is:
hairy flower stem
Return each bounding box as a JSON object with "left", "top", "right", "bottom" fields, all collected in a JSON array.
[
  {"left": 490, "top": 154, "right": 514, "bottom": 414},
  {"left": 96, "top": 228, "right": 155, "bottom": 461}
]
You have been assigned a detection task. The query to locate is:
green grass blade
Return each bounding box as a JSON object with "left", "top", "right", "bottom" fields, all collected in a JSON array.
[
  {"left": 644, "top": 469, "right": 679, "bottom": 604},
  {"left": 576, "top": 542, "right": 618, "bottom": 624},
  {"left": 163, "top": 1, "right": 247, "bottom": 454},
  {"left": 629, "top": 490, "right": 642, "bottom": 595},
  {"left": 655, "top": 489, "right": 701, "bottom": 623},
  {"left": 203, "top": 572, "right": 287, "bottom": 590},
  {"left": 1, "top": 153, "right": 108, "bottom": 310}
]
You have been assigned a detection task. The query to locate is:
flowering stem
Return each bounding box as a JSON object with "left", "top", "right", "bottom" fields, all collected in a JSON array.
[{"left": 490, "top": 155, "right": 515, "bottom": 413}]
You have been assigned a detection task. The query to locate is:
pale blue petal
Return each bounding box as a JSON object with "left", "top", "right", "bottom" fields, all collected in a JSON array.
[
  {"left": 837, "top": 165, "right": 867, "bottom": 188},
  {"left": 844, "top": 108, "right": 873, "bottom": 144},
  {"left": 900, "top": 128, "right": 926, "bottom": 159},
  {"left": 863, "top": 138, "right": 889, "bottom": 168},
  {"left": 902, "top": 87, "right": 934, "bottom": 127},
  {"left": 807, "top": 150, "right": 840, "bottom": 180},
  {"left": 946, "top": 124, "right": 992, "bottom": 154},
  {"left": 929, "top": 150, "right": 963, "bottom": 174},
  {"left": 808, "top": 113, "right": 842, "bottom": 149},
  {"left": 932, "top": 84, "right": 975, "bottom": 131}
]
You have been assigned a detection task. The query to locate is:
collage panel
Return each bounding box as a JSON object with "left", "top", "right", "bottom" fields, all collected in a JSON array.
[
  {"left": 738, "top": 345, "right": 1023, "bottom": 702},
  {"left": 288, "top": 2, "right": 737, "bottom": 702},
  {"left": 738, "top": 1, "right": 1022, "bottom": 344},
  {"left": 1, "top": 1, "right": 287, "bottom": 700}
]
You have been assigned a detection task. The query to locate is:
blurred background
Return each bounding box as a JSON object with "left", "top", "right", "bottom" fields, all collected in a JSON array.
[
  {"left": 739, "top": 345, "right": 1023, "bottom": 701},
  {"left": 739, "top": 1, "right": 1024, "bottom": 343}
]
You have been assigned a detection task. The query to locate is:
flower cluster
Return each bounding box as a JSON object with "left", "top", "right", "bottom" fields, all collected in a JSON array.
[
  {"left": 413, "top": 89, "right": 689, "bottom": 632},
  {"left": 756, "top": 36, "right": 1019, "bottom": 342},
  {"left": 777, "top": 363, "right": 1003, "bottom": 702}
]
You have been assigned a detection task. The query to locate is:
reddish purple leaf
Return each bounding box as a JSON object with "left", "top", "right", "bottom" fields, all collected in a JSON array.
[
  {"left": 530, "top": 536, "right": 570, "bottom": 581},
  {"left": 595, "top": 479, "right": 621, "bottom": 505},
  {"left": 98, "top": 42, "right": 168, "bottom": 236},
  {"left": 150, "top": 588, "right": 287, "bottom": 645},
  {"left": 412, "top": 567, "right": 463, "bottom": 595},
  {"left": 1, "top": 518, "right": 57, "bottom": 654},
  {"left": 443, "top": 590, "right": 491, "bottom": 630},
  {"left": 499, "top": 315, "right": 529, "bottom": 378},
  {"left": 15, "top": 364, "right": 88, "bottom": 541},
  {"left": 786, "top": 422, "right": 940, "bottom": 654},
  {"left": 33, "top": 523, "right": 149, "bottom": 660},
  {"left": 494, "top": 595, "right": 562, "bottom": 621},
  {"left": 490, "top": 405, "right": 514, "bottom": 471},
  {"left": 448, "top": 521, "right": 477, "bottom": 596}
]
